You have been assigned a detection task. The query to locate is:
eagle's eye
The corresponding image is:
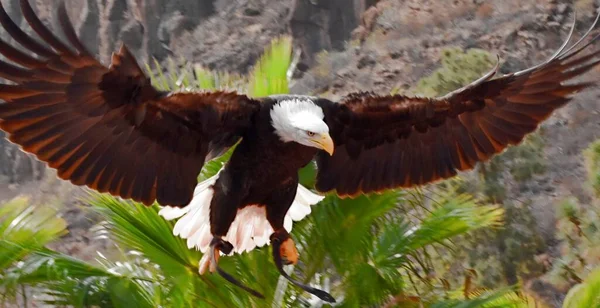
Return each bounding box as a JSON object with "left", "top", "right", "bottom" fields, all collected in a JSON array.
[{"left": 306, "top": 131, "right": 316, "bottom": 137}]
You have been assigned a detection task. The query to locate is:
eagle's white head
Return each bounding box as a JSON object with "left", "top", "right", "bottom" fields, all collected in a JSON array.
[{"left": 270, "top": 98, "right": 334, "bottom": 155}]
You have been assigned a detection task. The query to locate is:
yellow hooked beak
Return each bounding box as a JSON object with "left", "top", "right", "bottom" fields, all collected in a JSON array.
[{"left": 311, "top": 133, "right": 335, "bottom": 156}]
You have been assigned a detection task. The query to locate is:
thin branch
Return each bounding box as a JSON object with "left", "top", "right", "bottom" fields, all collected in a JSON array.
[
  {"left": 21, "top": 285, "right": 27, "bottom": 308},
  {"left": 405, "top": 269, "right": 421, "bottom": 298}
]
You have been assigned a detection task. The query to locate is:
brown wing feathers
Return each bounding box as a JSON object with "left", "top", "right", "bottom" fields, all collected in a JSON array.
[
  {"left": 0, "top": 1, "right": 258, "bottom": 206},
  {"left": 316, "top": 14, "right": 600, "bottom": 197}
]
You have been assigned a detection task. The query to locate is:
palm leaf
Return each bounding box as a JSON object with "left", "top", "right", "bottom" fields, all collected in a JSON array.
[
  {"left": 431, "top": 287, "right": 524, "bottom": 308},
  {"left": 563, "top": 267, "right": 600, "bottom": 308},
  {"left": 0, "top": 197, "right": 155, "bottom": 308},
  {"left": 0, "top": 196, "right": 67, "bottom": 267},
  {"left": 6, "top": 250, "right": 155, "bottom": 308},
  {"left": 0, "top": 196, "right": 66, "bottom": 274},
  {"left": 249, "top": 35, "right": 293, "bottom": 96},
  {"left": 404, "top": 193, "right": 503, "bottom": 251},
  {"left": 0, "top": 197, "right": 66, "bottom": 303},
  {"left": 89, "top": 193, "right": 269, "bottom": 307}
]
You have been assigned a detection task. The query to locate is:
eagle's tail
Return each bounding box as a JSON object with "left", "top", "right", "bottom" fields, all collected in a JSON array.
[{"left": 158, "top": 170, "right": 324, "bottom": 274}]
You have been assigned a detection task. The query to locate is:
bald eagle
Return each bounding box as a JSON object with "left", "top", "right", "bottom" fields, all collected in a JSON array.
[{"left": 1, "top": 0, "right": 600, "bottom": 302}]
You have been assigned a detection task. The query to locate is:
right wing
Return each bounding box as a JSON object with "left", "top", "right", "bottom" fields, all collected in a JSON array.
[
  {"left": 314, "top": 13, "right": 600, "bottom": 197},
  {"left": 0, "top": 1, "right": 261, "bottom": 206}
]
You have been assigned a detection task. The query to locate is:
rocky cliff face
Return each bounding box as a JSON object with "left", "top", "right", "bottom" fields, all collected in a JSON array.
[{"left": 290, "top": 0, "right": 372, "bottom": 67}]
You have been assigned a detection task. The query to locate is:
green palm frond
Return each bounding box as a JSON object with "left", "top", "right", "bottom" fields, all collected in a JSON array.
[
  {"left": 444, "top": 287, "right": 546, "bottom": 308},
  {"left": 249, "top": 36, "right": 293, "bottom": 96},
  {"left": 404, "top": 193, "right": 503, "bottom": 251},
  {"left": 285, "top": 187, "right": 505, "bottom": 306},
  {"left": 146, "top": 35, "right": 293, "bottom": 97},
  {"left": 88, "top": 193, "right": 271, "bottom": 307},
  {"left": 0, "top": 197, "right": 155, "bottom": 308},
  {"left": 0, "top": 197, "right": 67, "bottom": 303},
  {"left": 563, "top": 267, "right": 600, "bottom": 308},
  {"left": 145, "top": 57, "right": 248, "bottom": 93},
  {"left": 7, "top": 250, "right": 155, "bottom": 308},
  {"left": 431, "top": 287, "right": 526, "bottom": 308},
  {"left": 0, "top": 196, "right": 66, "bottom": 272},
  {"left": 89, "top": 194, "right": 200, "bottom": 279}
]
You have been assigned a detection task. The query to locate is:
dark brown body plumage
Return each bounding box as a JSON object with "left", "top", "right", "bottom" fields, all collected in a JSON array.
[{"left": 209, "top": 98, "right": 319, "bottom": 235}]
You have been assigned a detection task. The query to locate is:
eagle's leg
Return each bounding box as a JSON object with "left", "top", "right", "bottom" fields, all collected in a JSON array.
[
  {"left": 207, "top": 237, "right": 233, "bottom": 272},
  {"left": 265, "top": 182, "right": 336, "bottom": 303},
  {"left": 203, "top": 179, "right": 240, "bottom": 273},
  {"left": 269, "top": 229, "right": 335, "bottom": 303},
  {"left": 270, "top": 229, "right": 298, "bottom": 265},
  {"left": 265, "top": 182, "right": 300, "bottom": 265},
  {"left": 199, "top": 177, "right": 266, "bottom": 298}
]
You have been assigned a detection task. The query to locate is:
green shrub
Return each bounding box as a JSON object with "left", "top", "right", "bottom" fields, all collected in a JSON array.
[
  {"left": 544, "top": 141, "right": 600, "bottom": 299},
  {"left": 411, "top": 47, "right": 496, "bottom": 97},
  {"left": 584, "top": 139, "right": 600, "bottom": 198}
]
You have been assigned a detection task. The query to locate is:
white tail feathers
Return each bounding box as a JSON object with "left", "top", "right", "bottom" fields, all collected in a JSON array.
[{"left": 158, "top": 169, "right": 325, "bottom": 273}]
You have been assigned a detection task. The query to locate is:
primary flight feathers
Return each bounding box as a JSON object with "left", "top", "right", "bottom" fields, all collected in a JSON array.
[
  {"left": 0, "top": 1, "right": 260, "bottom": 207},
  {"left": 316, "top": 15, "right": 600, "bottom": 195},
  {"left": 0, "top": 0, "right": 598, "bottom": 207}
]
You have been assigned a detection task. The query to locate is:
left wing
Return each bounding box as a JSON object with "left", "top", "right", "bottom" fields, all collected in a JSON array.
[
  {"left": 0, "top": 1, "right": 260, "bottom": 206},
  {"left": 315, "top": 13, "right": 600, "bottom": 197}
]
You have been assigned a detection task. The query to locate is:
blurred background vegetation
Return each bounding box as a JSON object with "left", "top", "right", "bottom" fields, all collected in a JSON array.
[{"left": 2, "top": 1, "right": 600, "bottom": 307}]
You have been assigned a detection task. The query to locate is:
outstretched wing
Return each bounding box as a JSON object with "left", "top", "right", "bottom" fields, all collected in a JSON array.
[
  {"left": 0, "top": 1, "right": 260, "bottom": 206},
  {"left": 315, "top": 13, "right": 600, "bottom": 197}
]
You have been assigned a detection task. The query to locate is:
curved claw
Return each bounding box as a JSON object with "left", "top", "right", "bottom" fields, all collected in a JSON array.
[
  {"left": 271, "top": 238, "right": 337, "bottom": 303},
  {"left": 209, "top": 238, "right": 265, "bottom": 299}
]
